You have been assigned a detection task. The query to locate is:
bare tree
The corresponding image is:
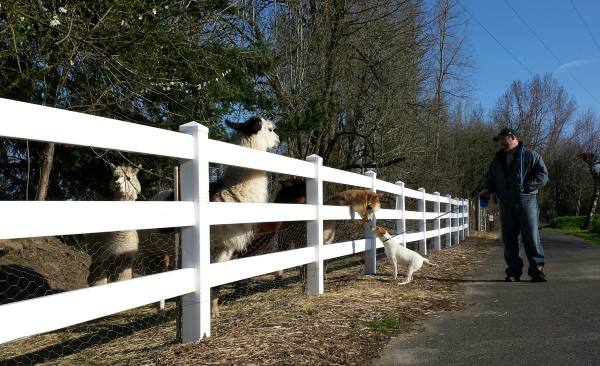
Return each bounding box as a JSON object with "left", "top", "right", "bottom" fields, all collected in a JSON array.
[
  {"left": 430, "top": 0, "right": 471, "bottom": 170},
  {"left": 491, "top": 74, "right": 576, "bottom": 155},
  {"left": 575, "top": 111, "right": 600, "bottom": 229}
]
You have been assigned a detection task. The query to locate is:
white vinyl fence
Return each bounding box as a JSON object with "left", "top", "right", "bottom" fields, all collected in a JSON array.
[{"left": 0, "top": 98, "right": 469, "bottom": 344}]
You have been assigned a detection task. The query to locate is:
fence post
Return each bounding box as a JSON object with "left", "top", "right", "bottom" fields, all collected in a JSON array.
[
  {"left": 475, "top": 196, "right": 481, "bottom": 231},
  {"left": 306, "top": 155, "right": 324, "bottom": 294},
  {"left": 452, "top": 198, "right": 459, "bottom": 245},
  {"left": 364, "top": 170, "right": 377, "bottom": 275},
  {"left": 445, "top": 194, "right": 452, "bottom": 248},
  {"left": 179, "top": 122, "right": 210, "bottom": 341},
  {"left": 465, "top": 198, "right": 471, "bottom": 238},
  {"left": 459, "top": 199, "right": 465, "bottom": 241},
  {"left": 433, "top": 192, "right": 441, "bottom": 251},
  {"left": 395, "top": 181, "right": 406, "bottom": 247},
  {"left": 418, "top": 188, "right": 427, "bottom": 255}
]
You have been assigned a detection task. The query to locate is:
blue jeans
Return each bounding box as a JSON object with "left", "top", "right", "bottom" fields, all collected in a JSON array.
[{"left": 500, "top": 194, "right": 545, "bottom": 277}]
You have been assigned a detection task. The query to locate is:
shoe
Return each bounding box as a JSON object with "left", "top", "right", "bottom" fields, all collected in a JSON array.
[
  {"left": 529, "top": 266, "right": 547, "bottom": 282},
  {"left": 504, "top": 276, "right": 521, "bottom": 282}
]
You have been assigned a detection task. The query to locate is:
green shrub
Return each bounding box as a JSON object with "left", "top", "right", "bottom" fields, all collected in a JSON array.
[{"left": 550, "top": 216, "right": 585, "bottom": 230}]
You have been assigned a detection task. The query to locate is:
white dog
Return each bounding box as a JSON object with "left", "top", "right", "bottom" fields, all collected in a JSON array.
[{"left": 372, "top": 226, "right": 435, "bottom": 284}]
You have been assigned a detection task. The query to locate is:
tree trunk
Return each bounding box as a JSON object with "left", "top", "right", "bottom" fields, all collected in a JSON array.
[
  {"left": 575, "top": 184, "right": 582, "bottom": 216},
  {"left": 584, "top": 178, "right": 600, "bottom": 230},
  {"left": 35, "top": 142, "right": 55, "bottom": 201}
]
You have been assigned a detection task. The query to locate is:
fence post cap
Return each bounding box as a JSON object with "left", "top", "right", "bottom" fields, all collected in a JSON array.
[
  {"left": 395, "top": 180, "right": 404, "bottom": 186},
  {"left": 434, "top": 191, "right": 440, "bottom": 195},
  {"left": 179, "top": 122, "right": 208, "bottom": 134},
  {"left": 365, "top": 170, "right": 376, "bottom": 176},
  {"left": 306, "top": 154, "right": 323, "bottom": 163},
  {"left": 418, "top": 187, "right": 425, "bottom": 192}
]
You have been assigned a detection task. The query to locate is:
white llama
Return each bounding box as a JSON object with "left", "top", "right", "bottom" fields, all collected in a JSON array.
[
  {"left": 141, "top": 117, "right": 279, "bottom": 314},
  {"left": 210, "top": 117, "right": 279, "bottom": 261},
  {"left": 87, "top": 164, "right": 141, "bottom": 286}
]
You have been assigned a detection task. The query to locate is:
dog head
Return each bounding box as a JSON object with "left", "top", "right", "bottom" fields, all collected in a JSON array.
[
  {"left": 353, "top": 191, "right": 381, "bottom": 222},
  {"left": 371, "top": 226, "right": 388, "bottom": 238},
  {"left": 363, "top": 191, "right": 381, "bottom": 221}
]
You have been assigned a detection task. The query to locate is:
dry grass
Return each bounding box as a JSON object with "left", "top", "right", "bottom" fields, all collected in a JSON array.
[{"left": 1, "top": 234, "right": 497, "bottom": 366}]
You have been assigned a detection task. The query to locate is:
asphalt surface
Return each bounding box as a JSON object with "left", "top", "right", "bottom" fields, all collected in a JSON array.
[{"left": 375, "top": 231, "right": 600, "bottom": 366}]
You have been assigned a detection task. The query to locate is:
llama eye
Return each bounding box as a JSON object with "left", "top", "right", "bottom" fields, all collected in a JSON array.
[{"left": 268, "top": 128, "right": 273, "bottom": 132}]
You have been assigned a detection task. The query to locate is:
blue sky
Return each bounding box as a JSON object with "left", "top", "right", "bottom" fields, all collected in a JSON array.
[{"left": 459, "top": 0, "right": 600, "bottom": 116}]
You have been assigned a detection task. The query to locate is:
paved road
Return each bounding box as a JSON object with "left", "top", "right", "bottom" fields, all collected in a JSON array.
[{"left": 375, "top": 231, "right": 600, "bottom": 366}]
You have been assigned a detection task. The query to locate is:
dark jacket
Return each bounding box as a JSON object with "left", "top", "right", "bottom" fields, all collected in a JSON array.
[{"left": 485, "top": 142, "right": 548, "bottom": 203}]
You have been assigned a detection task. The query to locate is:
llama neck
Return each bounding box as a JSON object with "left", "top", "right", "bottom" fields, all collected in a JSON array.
[
  {"left": 238, "top": 135, "right": 266, "bottom": 151},
  {"left": 221, "top": 167, "right": 269, "bottom": 203}
]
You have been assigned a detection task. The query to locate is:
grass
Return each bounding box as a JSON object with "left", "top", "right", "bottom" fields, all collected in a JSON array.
[
  {"left": 363, "top": 316, "right": 400, "bottom": 332},
  {"left": 544, "top": 216, "right": 600, "bottom": 245}
]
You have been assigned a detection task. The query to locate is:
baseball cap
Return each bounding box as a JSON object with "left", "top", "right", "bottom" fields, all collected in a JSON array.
[{"left": 493, "top": 127, "right": 517, "bottom": 141}]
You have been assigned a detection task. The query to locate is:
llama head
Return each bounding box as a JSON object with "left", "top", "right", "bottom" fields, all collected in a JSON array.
[
  {"left": 225, "top": 116, "right": 279, "bottom": 151},
  {"left": 275, "top": 177, "right": 306, "bottom": 204},
  {"left": 111, "top": 164, "right": 141, "bottom": 201}
]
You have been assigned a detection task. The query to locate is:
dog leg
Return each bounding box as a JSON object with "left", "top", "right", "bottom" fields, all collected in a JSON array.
[
  {"left": 401, "top": 266, "right": 415, "bottom": 285},
  {"left": 392, "top": 257, "right": 398, "bottom": 280}
]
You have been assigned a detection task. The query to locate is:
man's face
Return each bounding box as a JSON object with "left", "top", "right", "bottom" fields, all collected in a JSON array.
[{"left": 498, "top": 134, "right": 518, "bottom": 152}]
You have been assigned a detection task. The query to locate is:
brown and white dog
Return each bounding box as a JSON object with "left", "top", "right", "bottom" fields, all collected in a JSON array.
[
  {"left": 371, "top": 226, "right": 435, "bottom": 284},
  {"left": 324, "top": 189, "right": 381, "bottom": 244},
  {"left": 328, "top": 189, "right": 381, "bottom": 222}
]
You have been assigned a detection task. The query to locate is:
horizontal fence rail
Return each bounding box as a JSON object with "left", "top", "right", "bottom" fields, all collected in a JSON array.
[
  {"left": 0, "top": 201, "right": 194, "bottom": 239},
  {"left": 0, "top": 98, "right": 195, "bottom": 159},
  {"left": 0, "top": 98, "right": 469, "bottom": 345},
  {"left": 0, "top": 269, "right": 196, "bottom": 344}
]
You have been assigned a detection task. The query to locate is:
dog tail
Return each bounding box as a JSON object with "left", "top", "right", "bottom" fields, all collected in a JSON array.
[{"left": 423, "top": 258, "right": 436, "bottom": 266}]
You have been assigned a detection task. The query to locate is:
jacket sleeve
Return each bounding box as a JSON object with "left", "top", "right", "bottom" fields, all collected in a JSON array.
[
  {"left": 525, "top": 151, "right": 549, "bottom": 191},
  {"left": 484, "top": 160, "right": 497, "bottom": 194}
]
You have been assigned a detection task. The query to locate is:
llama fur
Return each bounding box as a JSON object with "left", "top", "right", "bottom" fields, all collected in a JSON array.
[{"left": 87, "top": 165, "right": 141, "bottom": 286}]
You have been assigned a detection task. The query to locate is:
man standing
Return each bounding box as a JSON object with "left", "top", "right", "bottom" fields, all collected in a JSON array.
[
  {"left": 481, "top": 128, "right": 549, "bottom": 282},
  {"left": 488, "top": 213, "right": 495, "bottom": 231}
]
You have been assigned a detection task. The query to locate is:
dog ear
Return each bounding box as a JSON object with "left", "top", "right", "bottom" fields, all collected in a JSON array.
[{"left": 366, "top": 192, "right": 381, "bottom": 204}]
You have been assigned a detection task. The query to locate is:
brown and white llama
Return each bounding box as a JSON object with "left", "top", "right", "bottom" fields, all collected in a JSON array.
[
  {"left": 245, "top": 177, "right": 382, "bottom": 284},
  {"left": 244, "top": 177, "right": 307, "bottom": 277},
  {"left": 87, "top": 164, "right": 141, "bottom": 286}
]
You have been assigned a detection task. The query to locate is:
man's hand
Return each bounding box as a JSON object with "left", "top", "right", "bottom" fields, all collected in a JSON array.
[{"left": 479, "top": 189, "right": 491, "bottom": 200}]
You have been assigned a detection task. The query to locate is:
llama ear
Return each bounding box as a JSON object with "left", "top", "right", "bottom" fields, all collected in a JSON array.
[
  {"left": 224, "top": 119, "right": 241, "bottom": 131},
  {"left": 225, "top": 117, "right": 263, "bottom": 135},
  {"left": 133, "top": 164, "right": 142, "bottom": 175},
  {"left": 241, "top": 116, "right": 263, "bottom": 135}
]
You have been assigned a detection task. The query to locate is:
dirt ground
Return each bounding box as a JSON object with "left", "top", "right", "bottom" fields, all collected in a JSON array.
[
  {"left": 0, "top": 232, "right": 497, "bottom": 366},
  {"left": 0, "top": 237, "right": 90, "bottom": 305}
]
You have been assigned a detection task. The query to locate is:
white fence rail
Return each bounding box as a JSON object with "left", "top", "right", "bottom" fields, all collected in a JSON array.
[{"left": 0, "top": 98, "right": 469, "bottom": 345}]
